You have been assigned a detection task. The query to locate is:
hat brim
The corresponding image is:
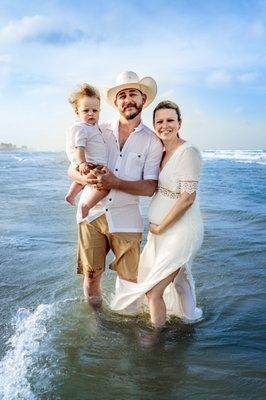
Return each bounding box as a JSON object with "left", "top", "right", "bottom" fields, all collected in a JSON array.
[{"left": 104, "top": 77, "right": 157, "bottom": 109}]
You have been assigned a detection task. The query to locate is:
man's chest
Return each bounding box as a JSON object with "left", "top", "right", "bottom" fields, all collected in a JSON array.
[{"left": 105, "top": 131, "right": 150, "bottom": 179}]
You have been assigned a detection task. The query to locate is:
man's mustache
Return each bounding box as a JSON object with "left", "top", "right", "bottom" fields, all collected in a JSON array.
[{"left": 123, "top": 103, "right": 137, "bottom": 111}]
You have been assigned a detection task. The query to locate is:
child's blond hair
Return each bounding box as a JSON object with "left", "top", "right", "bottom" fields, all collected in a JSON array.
[{"left": 68, "top": 83, "right": 100, "bottom": 111}]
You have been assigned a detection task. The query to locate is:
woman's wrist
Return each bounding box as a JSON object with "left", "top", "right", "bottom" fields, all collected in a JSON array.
[
  {"left": 156, "top": 224, "right": 165, "bottom": 234},
  {"left": 149, "top": 223, "right": 164, "bottom": 235}
]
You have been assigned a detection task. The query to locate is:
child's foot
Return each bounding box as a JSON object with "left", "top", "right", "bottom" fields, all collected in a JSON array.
[
  {"left": 65, "top": 194, "right": 75, "bottom": 205},
  {"left": 81, "top": 203, "right": 90, "bottom": 218}
]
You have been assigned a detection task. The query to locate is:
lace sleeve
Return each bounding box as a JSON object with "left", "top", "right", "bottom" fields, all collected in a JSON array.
[{"left": 179, "top": 180, "right": 198, "bottom": 194}]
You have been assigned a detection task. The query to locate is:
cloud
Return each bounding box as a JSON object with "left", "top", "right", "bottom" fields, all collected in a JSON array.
[
  {"left": 0, "top": 15, "right": 86, "bottom": 45},
  {"left": 0, "top": 1, "right": 265, "bottom": 150},
  {"left": 207, "top": 70, "right": 232, "bottom": 85},
  {"left": 0, "top": 15, "right": 46, "bottom": 44},
  {"left": 157, "top": 90, "right": 175, "bottom": 100},
  {"left": 237, "top": 72, "right": 258, "bottom": 82}
]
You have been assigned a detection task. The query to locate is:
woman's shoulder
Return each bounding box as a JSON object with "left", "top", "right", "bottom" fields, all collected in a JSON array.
[
  {"left": 172, "top": 142, "right": 202, "bottom": 173},
  {"left": 179, "top": 142, "right": 202, "bottom": 159},
  {"left": 181, "top": 141, "right": 200, "bottom": 152}
]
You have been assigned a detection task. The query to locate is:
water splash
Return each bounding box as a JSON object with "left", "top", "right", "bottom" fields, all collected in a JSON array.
[{"left": 0, "top": 305, "right": 55, "bottom": 400}]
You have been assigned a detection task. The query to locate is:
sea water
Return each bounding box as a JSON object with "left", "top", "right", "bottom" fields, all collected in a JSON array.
[{"left": 0, "top": 149, "right": 265, "bottom": 400}]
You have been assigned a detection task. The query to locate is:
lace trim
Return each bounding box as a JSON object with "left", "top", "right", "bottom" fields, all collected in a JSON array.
[
  {"left": 179, "top": 181, "right": 198, "bottom": 194},
  {"left": 157, "top": 181, "right": 198, "bottom": 199},
  {"left": 157, "top": 186, "right": 180, "bottom": 199}
]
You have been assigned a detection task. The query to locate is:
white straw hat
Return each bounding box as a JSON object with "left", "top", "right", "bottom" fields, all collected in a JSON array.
[{"left": 105, "top": 71, "right": 157, "bottom": 108}]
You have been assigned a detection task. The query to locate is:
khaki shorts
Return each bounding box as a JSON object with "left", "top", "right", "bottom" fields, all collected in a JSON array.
[{"left": 77, "top": 214, "right": 142, "bottom": 281}]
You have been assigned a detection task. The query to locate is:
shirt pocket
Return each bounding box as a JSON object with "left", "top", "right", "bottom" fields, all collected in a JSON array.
[{"left": 124, "top": 152, "right": 145, "bottom": 179}]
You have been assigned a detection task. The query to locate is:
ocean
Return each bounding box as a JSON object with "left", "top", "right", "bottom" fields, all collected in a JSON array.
[{"left": 0, "top": 149, "right": 265, "bottom": 400}]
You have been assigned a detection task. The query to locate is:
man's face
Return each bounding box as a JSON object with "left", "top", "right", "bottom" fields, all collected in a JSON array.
[{"left": 114, "top": 88, "right": 146, "bottom": 120}]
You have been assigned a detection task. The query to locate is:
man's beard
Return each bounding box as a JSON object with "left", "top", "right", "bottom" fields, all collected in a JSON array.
[{"left": 121, "top": 103, "right": 143, "bottom": 120}]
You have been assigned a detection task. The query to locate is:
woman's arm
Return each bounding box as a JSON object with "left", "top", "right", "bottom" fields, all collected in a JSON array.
[
  {"left": 149, "top": 188, "right": 196, "bottom": 235},
  {"left": 151, "top": 146, "right": 202, "bottom": 235}
]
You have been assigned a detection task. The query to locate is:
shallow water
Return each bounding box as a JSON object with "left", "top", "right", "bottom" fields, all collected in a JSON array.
[{"left": 0, "top": 149, "right": 265, "bottom": 400}]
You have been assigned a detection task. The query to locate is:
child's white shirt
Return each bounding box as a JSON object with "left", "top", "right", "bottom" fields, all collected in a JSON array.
[{"left": 66, "top": 120, "right": 107, "bottom": 166}]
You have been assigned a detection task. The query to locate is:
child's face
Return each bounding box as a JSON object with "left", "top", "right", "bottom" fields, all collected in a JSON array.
[{"left": 76, "top": 96, "right": 100, "bottom": 124}]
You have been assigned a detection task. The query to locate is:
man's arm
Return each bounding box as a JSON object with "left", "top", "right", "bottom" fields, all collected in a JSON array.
[
  {"left": 115, "top": 177, "right": 157, "bottom": 197},
  {"left": 67, "top": 164, "right": 99, "bottom": 186},
  {"left": 90, "top": 168, "right": 157, "bottom": 197}
]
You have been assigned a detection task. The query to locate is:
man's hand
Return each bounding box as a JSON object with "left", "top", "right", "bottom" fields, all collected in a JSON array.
[
  {"left": 93, "top": 168, "right": 120, "bottom": 191},
  {"left": 149, "top": 223, "right": 162, "bottom": 235}
]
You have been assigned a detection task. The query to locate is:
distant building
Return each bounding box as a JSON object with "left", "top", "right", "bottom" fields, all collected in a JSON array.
[{"left": 0, "top": 143, "right": 27, "bottom": 150}]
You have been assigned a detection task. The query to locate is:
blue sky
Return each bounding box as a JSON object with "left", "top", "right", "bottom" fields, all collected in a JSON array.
[{"left": 0, "top": 0, "right": 265, "bottom": 150}]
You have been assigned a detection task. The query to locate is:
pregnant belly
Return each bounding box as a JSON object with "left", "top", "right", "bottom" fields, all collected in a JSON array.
[
  {"left": 148, "top": 193, "right": 174, "bottom": 225},
  {"left": 149, "top": 193, "right": 203, "bottom": 230}
]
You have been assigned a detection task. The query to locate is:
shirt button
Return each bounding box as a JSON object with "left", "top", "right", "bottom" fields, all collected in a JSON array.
[
  {"left": 138, "top": 155, "right": 141, "bottom": 157},
  {"left": 105, "top": 209, "right": 108, "bottom": 212},
  {"left": 119, "top": 154, "right": 122, "bottom": 157},
  {"left": 115, "top": 168, "right": 118, "bottom": 171},
  {"left": 109, "top": 198, "right": 112, "bottom": 201}
]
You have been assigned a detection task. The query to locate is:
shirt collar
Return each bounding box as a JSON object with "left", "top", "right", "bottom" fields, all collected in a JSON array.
[
  {"left": 111, "top": 119, "right": 144, "bottom": 136},
  {"left": 133, "top": 120, "right": 144, "bottom": 133}
]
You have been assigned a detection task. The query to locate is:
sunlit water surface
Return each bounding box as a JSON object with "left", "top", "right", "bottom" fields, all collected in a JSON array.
[{"left": 0, "top": 150, "right": 265, "bottom": 400}]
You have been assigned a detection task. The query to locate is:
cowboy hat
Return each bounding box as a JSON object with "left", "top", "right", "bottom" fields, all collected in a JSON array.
[{"left": 105, "top": 71, "right": 157, "bottom": 109}]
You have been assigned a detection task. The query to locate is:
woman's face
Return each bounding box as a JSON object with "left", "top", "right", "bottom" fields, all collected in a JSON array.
[{"left": 154, "top": 108, "right": 181, "bottom": 143}]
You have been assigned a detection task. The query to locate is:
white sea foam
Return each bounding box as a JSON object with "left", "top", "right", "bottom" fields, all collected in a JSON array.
[
  {"left": 12, "top": 154, "right": 53, "bottom": 167},
  {"left": 13, "top": 156, "right": 23, "bottom": 162},
  {"left": 202, "top": 150, "right": 266, "bottom": 164},
  {"left": 0, "top": 304, "right": 55, "bottom": 400}
]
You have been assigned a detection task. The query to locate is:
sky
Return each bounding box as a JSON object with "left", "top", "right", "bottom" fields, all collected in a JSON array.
[{"left": 0, "top": 0, "right": 265, "bottom": 150}]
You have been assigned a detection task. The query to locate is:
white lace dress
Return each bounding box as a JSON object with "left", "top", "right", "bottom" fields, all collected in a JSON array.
[{"left": 110, "top": 142, "right": 204, "bottom": 323}]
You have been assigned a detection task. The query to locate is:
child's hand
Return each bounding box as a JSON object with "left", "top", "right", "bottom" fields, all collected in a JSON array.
[{"left": 78, "top": 162, "right": 90, "bottom": 175}]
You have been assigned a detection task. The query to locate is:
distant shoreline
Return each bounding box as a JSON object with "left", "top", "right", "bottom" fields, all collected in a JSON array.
[{"left": 0, "top": 143, "right": 27, "bottom": 151}]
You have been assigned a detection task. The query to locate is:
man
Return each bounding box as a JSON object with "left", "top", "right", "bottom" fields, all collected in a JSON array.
[{"left": 69, "top": 71, "right": 163, "bottom": 306}]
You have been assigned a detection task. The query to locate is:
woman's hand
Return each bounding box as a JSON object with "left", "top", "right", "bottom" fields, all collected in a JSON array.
[{"left": 149, "top": 223, "right": 162, "bottom": 235}]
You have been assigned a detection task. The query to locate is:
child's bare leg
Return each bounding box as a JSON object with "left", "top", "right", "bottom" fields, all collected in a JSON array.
[
  {"left": 65, "top": 182, "right": 84, "bottom": 205},
  {"left": 81, "top": 189, "right": 109, "bottom": 218}
]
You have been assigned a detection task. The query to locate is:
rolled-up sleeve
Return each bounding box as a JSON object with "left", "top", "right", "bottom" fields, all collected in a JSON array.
[{"left": 143, "top": 137, "right": 163, "bottom": 180}]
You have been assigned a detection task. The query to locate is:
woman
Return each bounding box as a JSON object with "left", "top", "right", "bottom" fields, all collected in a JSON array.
[{"left": 111, "top": 101, "right": 204, "bottom": 329}]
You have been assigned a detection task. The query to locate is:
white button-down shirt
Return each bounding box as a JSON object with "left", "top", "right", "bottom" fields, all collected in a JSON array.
[{"left": 76, "top": 120, "right": 163, "bottom": 232}]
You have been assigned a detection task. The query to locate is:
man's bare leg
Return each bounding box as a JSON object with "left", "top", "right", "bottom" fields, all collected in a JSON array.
[{"left": 83, "top": 274, "right": 102, "bottom": 308}]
